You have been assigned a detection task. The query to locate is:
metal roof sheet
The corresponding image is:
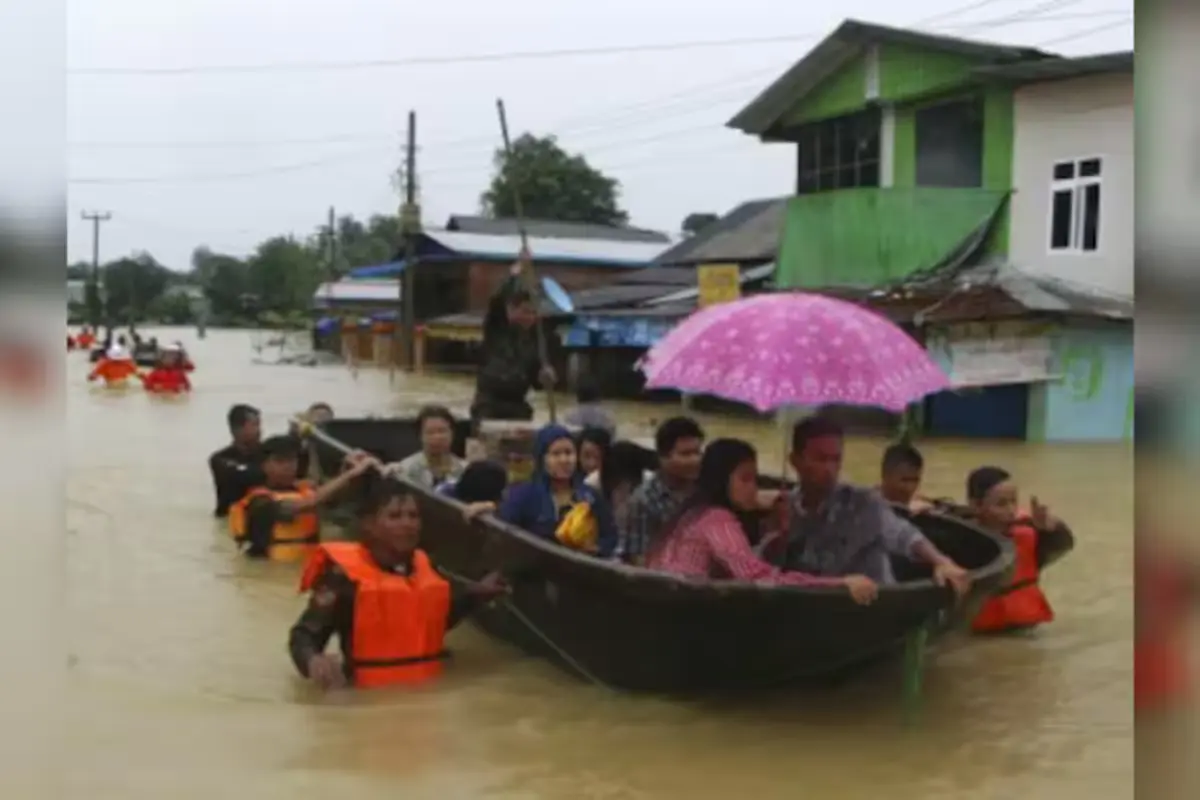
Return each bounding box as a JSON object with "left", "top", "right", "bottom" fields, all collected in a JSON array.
[
  {"left": 423, "top": 229, "right": 669, "bottom": 267},
  {"left": 311, "top": 280, "right": 400, "bottom": 304}
]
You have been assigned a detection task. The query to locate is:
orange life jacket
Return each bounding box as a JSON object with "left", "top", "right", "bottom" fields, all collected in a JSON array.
[
  {"left": 972, "top": 515, "right": 1055, "bottom": 633},
  {"left": 299, "top": 543, "right": 451, "bottom": 688},
  {"left": 227, "top": 482, "right": 319, "bottom": 561},
  {"left": 1135, "top": 557, "right": 1190, "bottom": 709},
  {"left": 89, "top": 358, "right": 138, "bottom": 384}
]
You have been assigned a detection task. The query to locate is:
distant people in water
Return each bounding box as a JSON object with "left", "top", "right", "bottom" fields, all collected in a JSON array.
[
  {"left": 497, "top": 423, "right": 618, "bottom": 557},
  {"left": 388, "top": 405, "right": 466, "bottom": 489},
  {"left": 87, "top": 345, "right": 139, "bottom": 386},
  {"left": 563, "top": 375, "right": 617, "bottom": 436},
  {"left": 141, "top": 343, "right": 191, "bottom": 393}
]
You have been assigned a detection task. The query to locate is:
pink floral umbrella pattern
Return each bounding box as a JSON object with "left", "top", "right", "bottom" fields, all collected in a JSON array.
[{"left": 640, "top": 293, "right": 950, "bottom": 413}]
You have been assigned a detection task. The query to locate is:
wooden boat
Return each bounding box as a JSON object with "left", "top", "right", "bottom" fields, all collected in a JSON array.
[{"left": 317, "top": 417, "right": 1015, "bottom": 694}]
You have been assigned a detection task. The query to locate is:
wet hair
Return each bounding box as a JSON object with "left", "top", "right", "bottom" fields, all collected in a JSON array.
[
  {"left": 599, "top": 441, "right": 651, "bottom": 501},
  {"left": 791, "top": 416, "right": 844, "bottom": 454},
  {"left": 308, "top": 401, "right": 333, "bottom": 416},
  {"left": 227, "top": 403, "right": 259, "bottom": 433},
  {"left": 578, "top": 426, "right": 612, "bottom": 455},
  {"left": 260, "top": 434, "right": 300, "bottom": 460},
  {"left": 416, "top": 404, "right": 455, "bottom": 432},
  {"left": 882, "top": 441, "right": 924, "bottom": 472},
  {"left": 654, "top": 416, "right": 705, "bottom": 456},
  {"left": 575, "top": 374, "right": 600, "bottom": 404},
  {"left": 358, "top": 481, "right": 419, "bottom": 519},
  {"left": 452, "top": 460, "right": 508, "bottom": 504},
  {"left": 967, "top": 466, "right": 1011, "bottom": 502}
]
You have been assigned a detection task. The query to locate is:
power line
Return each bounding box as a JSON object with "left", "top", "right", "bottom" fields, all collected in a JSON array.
[
  {"left": 66, "top": 2, "right": 1127, "bottom": 77},
  {"left": 1035, "top": 16, "right": 1130, "bottom": 45}
]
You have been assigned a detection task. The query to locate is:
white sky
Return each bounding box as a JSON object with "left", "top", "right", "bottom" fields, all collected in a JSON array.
[{"left": 66, "top": 0, "right": 1132, "bottom": 269}]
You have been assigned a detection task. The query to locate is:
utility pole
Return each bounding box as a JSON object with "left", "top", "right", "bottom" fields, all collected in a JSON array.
[
  {"left": 326, "top": 206, "right": 337, "bottom": 272},
  {"left": 400, "top": 111, "right": 420, "bottom": 373},
  {"left": 80, "top": 210, "right": 111, "bottom": 329}
]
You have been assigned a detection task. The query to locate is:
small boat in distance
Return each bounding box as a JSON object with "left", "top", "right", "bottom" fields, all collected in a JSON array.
[{"left": 314, "top": 417, "right": 1014, "bottom": 694}]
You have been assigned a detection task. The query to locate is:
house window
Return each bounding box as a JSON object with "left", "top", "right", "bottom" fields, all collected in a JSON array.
[
  {"left": 1049, "top": 157, "right": 1103, "bottom": 252},
  {"left": 794, "top": 108, "right": 881, "bottom": 195}
]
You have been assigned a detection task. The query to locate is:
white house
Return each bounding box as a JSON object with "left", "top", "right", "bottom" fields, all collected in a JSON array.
[{"left": 997, "top": 52, "right": 1133, "bottom": 297}]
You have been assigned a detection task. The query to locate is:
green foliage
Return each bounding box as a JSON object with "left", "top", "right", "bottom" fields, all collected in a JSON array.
[
  {"left": 480, "top": 133, "right": 628, "bottom": 226},
  {"left": 681, "top": 212, "right": 720, "bottom": 235}
]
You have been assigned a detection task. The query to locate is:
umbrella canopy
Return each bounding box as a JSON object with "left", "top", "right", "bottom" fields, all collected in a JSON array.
[{"left": 641, "top": 293, "right": 949, "bottom": 413}]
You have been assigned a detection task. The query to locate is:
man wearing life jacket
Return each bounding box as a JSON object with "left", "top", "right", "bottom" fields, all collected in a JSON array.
[
  {"left": 228, "top": 436, "right": 374, "bottom": 561},
  {"left": 290, "top": 481, "right": 508, "bottom": 690},
  {"left": 87, "top": 344, "right": 139, "bottom": 386},
  {"left": 965, "top": 466, "right": 1076, "bottom": 634},
  {"left": 141, "top": 344, "right": 192, "bottom": 393}
]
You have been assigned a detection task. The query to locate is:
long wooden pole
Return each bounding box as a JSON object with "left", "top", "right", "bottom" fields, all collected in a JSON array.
[
  {"left": 394, "top": 110, "right": 420, "bottom": 384},
  {"left": 496, "top": 98, "right": 556, "bottom": 422}
]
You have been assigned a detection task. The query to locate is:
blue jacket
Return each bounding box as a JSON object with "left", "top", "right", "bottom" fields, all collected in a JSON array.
[{"left": 496, "top": 424, "right": 618, "bottom": 557}]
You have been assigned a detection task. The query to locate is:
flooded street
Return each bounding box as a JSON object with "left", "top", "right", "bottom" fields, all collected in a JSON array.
[{"left": 65, "top": 328, "right": 1137, "bottom": 798}]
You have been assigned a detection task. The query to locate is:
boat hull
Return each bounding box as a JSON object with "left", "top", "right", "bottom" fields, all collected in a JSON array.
[{"left": 318, "top": 417, "right": 1015, "bottom": 694}]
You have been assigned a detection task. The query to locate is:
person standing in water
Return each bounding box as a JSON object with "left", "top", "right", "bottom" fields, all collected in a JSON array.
[
  {"left": 290, "top": 481, "right": 508, "bottom": 690},
  {"left": 471, "top": 252, "right": 556, "bottom": 425}
]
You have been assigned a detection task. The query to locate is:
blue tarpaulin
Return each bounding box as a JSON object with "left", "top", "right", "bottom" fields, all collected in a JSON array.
[
  {"left": 314, "top": 317, "right": 338, "bottom": 333},
  {"left": 348, "top": 260, "right": 406, "bottom": 279}
]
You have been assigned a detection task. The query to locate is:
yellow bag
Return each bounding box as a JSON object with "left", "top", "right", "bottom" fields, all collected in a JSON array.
[{"left": 554, "top": 502, "right": 598, "bottom": 552}]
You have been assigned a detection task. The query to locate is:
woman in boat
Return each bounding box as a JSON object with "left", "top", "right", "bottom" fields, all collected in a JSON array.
[
  {"left": 577, "top": 426, "right": 612, "bottom": 486},
  {"left": 440, "top": 459, "right": 509, "bottom": 519},
  {"left": 470, "top": 255, "right": 556, "bottom": 425},
  {"left": 497, "top": 423, "right": 619, "bottom": 557},
  {"left": 289, "top": 481, "right": 508, "bottom": 691},
  {"left": 389, "top": 404, "right": 466, "bottom": 490},
  {"left": 646, "top": 438, "right": 878, "bottom": 603},
  {"left": 594, "top": 440, "right": 653, "bottom": 534},
  {"left": 963, "top": 466, "right": 1075, "bottom": 634}
]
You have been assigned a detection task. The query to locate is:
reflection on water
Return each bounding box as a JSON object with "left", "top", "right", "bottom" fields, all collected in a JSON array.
[{"left": 61, "top": 328, "right": 1135, "bottom": 798}]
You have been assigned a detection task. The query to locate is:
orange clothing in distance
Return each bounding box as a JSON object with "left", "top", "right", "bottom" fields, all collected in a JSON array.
[
  {"left": 299, "top": 543, "right": 451, "bottom": 688},
  {"left": 76, "top": 332, "right": 95, "bottom": 349},
  {"left": 87, "top": 357, "right": 139, "bottom": 386},
  {"left": 227, "top": 483, "right": 319, "bottom": 562},
  {"left": 141, "top": 367, "right": 191, "bottom": 393},
  {"left": 972, "top": 516, "right": 1055, "bottom": 633}
]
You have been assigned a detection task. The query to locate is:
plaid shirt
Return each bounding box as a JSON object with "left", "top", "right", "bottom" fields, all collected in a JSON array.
[
  {"left": 780, "top": 484, "right": 928, "bottom": 583},
  {"left": 620, "top": 474, "right": 689, "bottom": 561}
]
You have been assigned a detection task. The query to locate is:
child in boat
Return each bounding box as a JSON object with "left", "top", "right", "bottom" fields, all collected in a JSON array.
[
  {"left": 87, "top": 345, "right": 139, "bottom": 386},
  {"left": 646, "top": 438, "right": 878, "bottom": 603},
  {"left": 496, "top": 423, "right": 619, "bottom": 557},
  {"left": 964, "top": 466, "right": 1075, "bottom": 633},
  {"left": 140, "top": 344, "right": 192, "bottom": 393},
  {"left": 878, "top": 440, "right": 940, "bottom": 513},
  {"left": 577, "top": 426, "right": 612, "bottom": 487},
  {"left": 442, "top": 459, "right": 509, "bottom": 519}
]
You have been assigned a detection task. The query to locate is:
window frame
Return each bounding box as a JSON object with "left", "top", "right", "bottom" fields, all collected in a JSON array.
[
  {"left": 793, "top": 108, "right": 881, "bottom": 196},
  {"left": 1047, "top": 155, "right": 1104, "bottom": 255}
]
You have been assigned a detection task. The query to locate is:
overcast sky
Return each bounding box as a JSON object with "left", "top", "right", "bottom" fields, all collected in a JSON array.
[{"left": 66, "top": 0, "right": 1132, "bottom": 270}]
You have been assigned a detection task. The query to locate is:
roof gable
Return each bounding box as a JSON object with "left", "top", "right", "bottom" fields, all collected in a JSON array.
[{"left": 728, "top": 18, "right": 1054, "bottom": 136}]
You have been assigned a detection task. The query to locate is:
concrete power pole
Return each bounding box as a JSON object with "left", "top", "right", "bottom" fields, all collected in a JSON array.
[
  {"left": 80, "top": 210, "right": 111, "bottom": 328},
  {"left": 401, "top": 111, "right": 420, "bottom": 373}
]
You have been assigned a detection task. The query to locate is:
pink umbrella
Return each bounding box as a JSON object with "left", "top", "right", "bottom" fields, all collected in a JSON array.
[{"left": 641, "top": 293, "right": 949, "bottom": 413}]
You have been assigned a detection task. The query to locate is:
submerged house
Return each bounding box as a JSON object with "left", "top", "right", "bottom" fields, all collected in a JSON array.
[{"left": 727, "top": 19, "right": 1132, "bottom": 441}]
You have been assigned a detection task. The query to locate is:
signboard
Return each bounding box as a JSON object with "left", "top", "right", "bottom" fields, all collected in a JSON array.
[
  {"left": 934, "top": 321, "right": 1057, "bottom": 388},
  {"left": 697, "top": 264, "right": 741, "bottom": 307}
]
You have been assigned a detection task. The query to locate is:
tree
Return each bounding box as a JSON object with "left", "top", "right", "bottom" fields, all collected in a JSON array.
[
  {"left": 681, "top": 212, "right": 720, "bottom": 236},
  {"left": 244, "top": 236, "right": 322, "bottom": 314},
  {"left": 480, "top": 133, "right": 628, "bottom": 226},
  {"left": 102, "top": 252, "right": 171, "bottom": 324}
]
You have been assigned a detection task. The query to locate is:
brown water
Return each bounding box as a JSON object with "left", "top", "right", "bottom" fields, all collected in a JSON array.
[{"left": 59, "top": 328, "right": 1142, "bottom": 798}]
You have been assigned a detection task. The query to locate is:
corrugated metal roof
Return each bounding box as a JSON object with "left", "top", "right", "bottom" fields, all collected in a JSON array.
[
  {"left": 654, "top": 198, "right": 787, "bottom": 265},
  {"left": 643, "top": 263, "right": 777, "bottom": 306},
  {"left": 445, "top": 215, "right": 671, "bottom": 244},
  {"left": 570, "top": 283, "right": 686, "bottom": 310},
  {"left": 728, "top": 19, "right": 1053, "bottom": 137},
  {"left": 422, "top": 229, "right": 669, "bottom": 266},
  {"left": 973, "top": 51, "right": 1133, "bottom": 83},
  {"left": 312, "top": 280, "right": 400, "bottom": 304},
  {"left": 612, "top": 266, "right": 698, "bottom": 285}
]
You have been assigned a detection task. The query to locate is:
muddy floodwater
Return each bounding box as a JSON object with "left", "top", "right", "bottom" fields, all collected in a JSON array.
[{"left": 58, "top": 328, "right": 1144, "bottom": 798}]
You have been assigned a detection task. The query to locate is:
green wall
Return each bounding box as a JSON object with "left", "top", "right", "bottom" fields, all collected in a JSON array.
[
  {"left": 878, "top": 43, "right": 979, "bottom": 103},
  {"left": 775, "top": 187, "right": 1007, "bottom": 289},
  {"left": 779, "top": 56, "right": 867, "bottom": 125}
]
